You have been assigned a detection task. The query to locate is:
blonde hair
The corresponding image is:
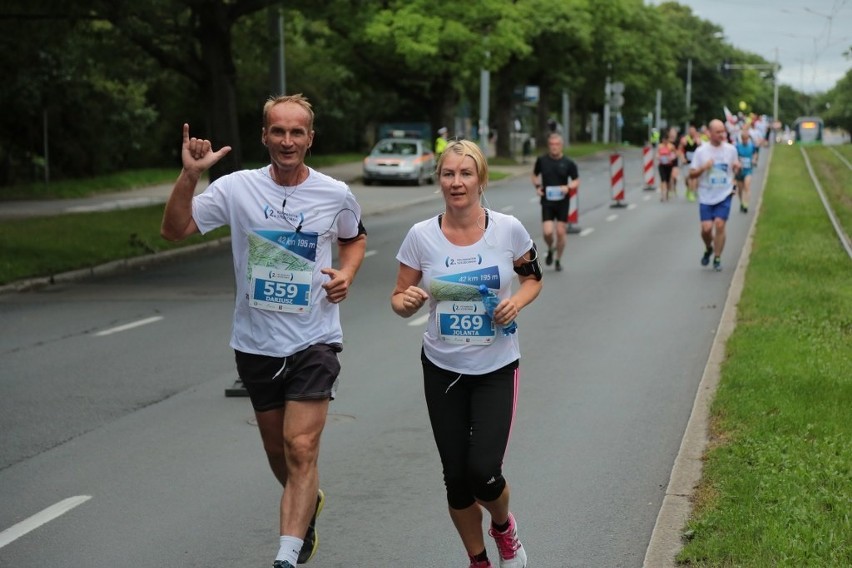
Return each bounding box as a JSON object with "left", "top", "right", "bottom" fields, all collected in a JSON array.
[
  {"left": 263, "top": 93, "right": 314, "bottom": 130},
  {"left": 436, "top": 139, "right": 489, "bottom": 187}
]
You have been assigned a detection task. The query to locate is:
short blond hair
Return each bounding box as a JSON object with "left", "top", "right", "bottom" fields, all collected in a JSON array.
[
  {"left": 436, "top": 139, "right": 489, "bottom": 187},
  {"left": 263, "top": 93, "right": 314, "bottom": 130}
]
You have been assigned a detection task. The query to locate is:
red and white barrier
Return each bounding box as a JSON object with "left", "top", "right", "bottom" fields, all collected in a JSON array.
[
  {"left": 610, "top": 153, "right": 626, "bottom": 207},
  {"left": 567, "top": 185, "right": 579, "bottom": 225},
  {"left": 642, "top": 145, "right": 656, "bottom": 190}
]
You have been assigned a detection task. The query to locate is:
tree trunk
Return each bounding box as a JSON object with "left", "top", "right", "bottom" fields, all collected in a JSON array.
[
  {"left": 196, "top": 5, "right": 243, "bottom": 181},
  {"left": 429, "top": 75, "right": 457, "bottom": 145}
]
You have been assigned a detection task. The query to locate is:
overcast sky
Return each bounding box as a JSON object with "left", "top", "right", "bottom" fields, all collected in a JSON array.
[{"left": 648, "top": 0, "right": 852, "bottom": 93}]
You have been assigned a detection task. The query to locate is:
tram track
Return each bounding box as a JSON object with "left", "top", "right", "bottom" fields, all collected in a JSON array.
[{"left": 799, "top": 145, "right": 852, "bottom": 260}]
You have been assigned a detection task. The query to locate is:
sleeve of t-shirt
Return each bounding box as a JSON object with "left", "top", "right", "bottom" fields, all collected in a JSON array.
[
  {"left": 533, "top": 157, "right": 542, "bottom": 176},
  {"left": 509, "top": 216, "right": 534, "bottom": 261},
  {"left": 396, "top": 225, "right": 422, "bottom": 271},
  {"left": 569, "top": 160, "right": 579, "bottom": 181},
  {"left": 689, "top": 147, "right": 704, "bottom": 172},
  {"left": 191, "top": 178, "right": 231, "bottom": 235},
  {"left": 336, "top": 186, "right": 362, "bottom": 240},
  {"left": 728, "top": 145, "right": 740, "bottom": 166}
]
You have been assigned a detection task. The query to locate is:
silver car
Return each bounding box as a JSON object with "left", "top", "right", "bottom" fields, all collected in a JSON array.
[{"left": 362, "top": 138, "right": 436, "bottom": 185}]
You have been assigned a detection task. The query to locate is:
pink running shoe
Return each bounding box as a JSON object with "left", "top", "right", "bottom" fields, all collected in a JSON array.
[
  {"left": 488, "top": 513, "right": 528, "bottom": 568},
  {"left": 468, "top": 559, "right": 493, "bottom": 568}
]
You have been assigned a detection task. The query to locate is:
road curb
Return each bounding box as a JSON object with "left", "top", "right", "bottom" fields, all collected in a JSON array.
[
  {"left": 642, "top": 146, "right": 773, "bottom": 566},
  {"left": 0, "top": 238, "right": 232, "bottom": 295}
]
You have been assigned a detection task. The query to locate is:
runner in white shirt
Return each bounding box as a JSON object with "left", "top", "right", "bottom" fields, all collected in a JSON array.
[
  {"left": 689, "top": 119, "right": 741, "bottom": 272},
  {"left": 392, "top": 140, "right": 541, "bottom": 568},
  {"left": 748, "top": 121, "right": 766, "bottom": 167},
  {"left": 161, "top": 94, "right": 366, "bottom": 568}
]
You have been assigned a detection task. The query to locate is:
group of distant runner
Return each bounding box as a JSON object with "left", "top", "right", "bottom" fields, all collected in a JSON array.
[
  {"left": 655, "top": 113, "right": 769, "bottom": 210},
  {"left": 651, "top": 113, "right": 769, "bottom": 271}
]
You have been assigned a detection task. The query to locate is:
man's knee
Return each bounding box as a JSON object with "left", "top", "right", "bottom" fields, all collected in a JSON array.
[{"left": 284, "top": 430, "right": 322, "bottom": 469}]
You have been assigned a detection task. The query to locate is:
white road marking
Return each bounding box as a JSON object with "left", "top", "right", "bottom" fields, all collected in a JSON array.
[
  {"left": 579, "top": 228, "right": 595, "bottom": 237},
  {"left": 0, "top": 496, "right": 91, "bottom": 549},
  {"left": 529, "top": 197, "right": 539, "bottom": 204},
  {"left": 643, "top": 195, "right": 653, "bottom": 201},
  {"left": 364, "top": 249, "right": 378, "bottom": 258},
  {"left": 606, "top": 214, "right": 619, "bottom": 222},
  {"left": 95, "top": 316, "right": 163, "bottom": 337},
  {"left": 407, "top": 314, "right": 430, "bottom": 327},
  {"left": 627, "top": 203, "right": 638, "bottom": 210},
  {"left": 501, "top": 205, "right": 515, "bottom": 212}
]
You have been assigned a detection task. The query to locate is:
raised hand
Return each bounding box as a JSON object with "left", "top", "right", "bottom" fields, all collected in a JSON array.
[{"left": 181, "top": 123, "right": 232, "bottom": 175}]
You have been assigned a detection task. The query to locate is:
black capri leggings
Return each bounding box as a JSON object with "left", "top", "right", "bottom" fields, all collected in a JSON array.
[{"left": 421, "top": 351, "right": 520, "bottom": 509}]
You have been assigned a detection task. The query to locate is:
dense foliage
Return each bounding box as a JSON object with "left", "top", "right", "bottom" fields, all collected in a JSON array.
[{"left": 1, "top": 0, "right": 847, "bottom": 187}]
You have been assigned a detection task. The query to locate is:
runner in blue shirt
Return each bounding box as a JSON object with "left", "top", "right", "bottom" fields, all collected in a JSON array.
[{"left": 734, "top": 130, "right": 755, "bottom": 213}]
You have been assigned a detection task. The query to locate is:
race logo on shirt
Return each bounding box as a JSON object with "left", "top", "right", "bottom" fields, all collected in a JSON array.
[
  {"left": 262, "top": 204, "right": 302, "bottom": 227},
  {"left": 445, "top": 254, "right": 482, "bottom": 267}
]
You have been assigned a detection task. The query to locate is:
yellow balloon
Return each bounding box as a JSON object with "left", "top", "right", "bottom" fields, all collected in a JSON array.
[{"left": 738, "top": 100, "right": 748, "bottom": 111}]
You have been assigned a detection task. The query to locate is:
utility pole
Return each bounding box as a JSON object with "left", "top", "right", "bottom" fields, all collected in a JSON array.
[
  {"left": 43, "top": 109, "right": 49, "bottom": 185},
  {"left": 655, "top": 89, "right": 662, "bottom": 134},
  {"left": 773, "top": 48, "right": 780, "bottom": 121},
  {"left": 603, "top": 77, "right": 611, "bottom": 144},
  {"left": 562, "top": 89, "right": 570, "bottom": 142},
  {"left": 684, "top": 58, "right": 692, "bottom": 132},
  {"left": 268, "top": 7, "right": 286, "bottom": 94},
  {"left": 721, "top": 59, "right": 780, "bottom": 121},
  {"left": 277, "top": 9, "right": 285, "bottom": 94},
  {"left": 479, "top": 51, "right": 490, "bottom": 155}
]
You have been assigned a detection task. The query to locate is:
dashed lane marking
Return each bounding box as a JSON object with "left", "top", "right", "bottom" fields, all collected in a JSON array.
[
  {"left": 95, "top": 316, "right": 163, "bottom": 337},
  {"left": 0, "top": 496, "right": 92, "bottom": 549}
]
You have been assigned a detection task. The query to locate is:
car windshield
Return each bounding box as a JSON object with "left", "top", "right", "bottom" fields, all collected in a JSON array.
[{"left": 374, "top": 141, "right": 418, "bottom": 156}]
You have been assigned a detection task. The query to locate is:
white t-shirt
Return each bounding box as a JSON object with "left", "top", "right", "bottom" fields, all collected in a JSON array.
[
  {"left": 690, "top": 142, "right": 739, "bottom": 205},
  {"left": 748, "top": 128, "right": 763, "bottom": 146},
  {"left": 396, "top": 210, "right": 533, "bottom": 375},
  {"left": 192, "top": 166, "right": 361, "bottom": 357}
]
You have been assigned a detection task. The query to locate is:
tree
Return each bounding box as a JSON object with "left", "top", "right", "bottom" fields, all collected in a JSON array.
[
  {"left": 91, "top": 0, "right": 280, "bottom": 180},
  {"left": 818, "top": 69, "right": 852, "bottom": 134},
  {"left": 0, "top": 2, "right": 161, "bottom": 185}
]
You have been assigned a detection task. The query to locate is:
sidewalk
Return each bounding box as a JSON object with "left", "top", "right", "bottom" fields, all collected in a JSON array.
[{"left": 0, "top": 160, "right": 532, "bottom": 221}]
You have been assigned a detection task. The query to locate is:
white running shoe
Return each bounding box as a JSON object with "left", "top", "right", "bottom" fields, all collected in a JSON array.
[{"left": 488, "top": 513, "right": 527, "bottom": 568}]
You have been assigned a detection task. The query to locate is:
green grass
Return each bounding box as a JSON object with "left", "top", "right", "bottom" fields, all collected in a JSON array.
[
  {"left": 0, "top": 206, "right": 229, "bottom": 285},
  {"left": 1, "top": 168, "right": 182, "bottom": 201},
  {"left": 805, "top": 146, "right": 852, "bottom": 235},
  {"left": 0, "top": 154, "right": 365, "bottom": 202},
  {"left": 566, "top": 142, "right": 620, "bottom": 158},
  {"left": 677, "top": 144, "right": 852, "bottom": 566}
]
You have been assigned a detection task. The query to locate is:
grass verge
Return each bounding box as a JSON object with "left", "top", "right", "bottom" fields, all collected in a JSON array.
[
  {"left": 0, "top": 154, "right": 365, "bottom": 201},
  {"left": 677, "top": 144, "right": 852, "bottom": 566},
  {"left": 0, "top": 206, "right": 229, "bottom": 285}
]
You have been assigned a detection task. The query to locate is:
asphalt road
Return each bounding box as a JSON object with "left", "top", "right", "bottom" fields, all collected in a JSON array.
[{"left": 0, "top": 149, "right": 764, "bottom": 567}]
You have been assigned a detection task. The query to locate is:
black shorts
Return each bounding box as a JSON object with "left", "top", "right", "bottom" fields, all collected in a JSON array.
[
  {"left": 235, "top": 343, "right": 342, "bottom": 412},
  {"left": 540, "top": 200, "right": 570, "bottom": 223},
  {"left": 658, "top": 164, "right": 673, "bottom": 182},
  {"left": 421, "top": 351, "right": 519, "bottom": 509}
]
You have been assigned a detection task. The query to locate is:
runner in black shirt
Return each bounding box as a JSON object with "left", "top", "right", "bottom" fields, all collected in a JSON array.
[{"left": 530, "top": 133, "right": 580, "bottom": 272}]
